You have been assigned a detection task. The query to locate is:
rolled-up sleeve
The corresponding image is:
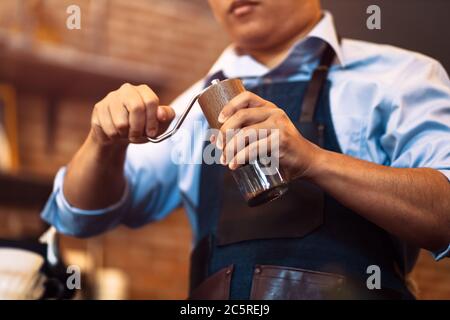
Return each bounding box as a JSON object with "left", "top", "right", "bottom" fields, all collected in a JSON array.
[
  {"left": 41, "top": 139, "right": 182, "bottom": 238},
  {"left": 380, "top": 58, "right": 450, "bottom": 260},
  {"left": 41, "top": 167, "right": 132, "bottom": 237},
  {"left": 381, "top": 59, "right": 450, "bottom": 180}
]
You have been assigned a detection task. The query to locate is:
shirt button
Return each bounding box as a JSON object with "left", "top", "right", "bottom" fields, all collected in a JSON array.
[
  {"left": 226, "top": 269, "right": 232, "bottom": 275},
  {"left": 254, "top": 267, "right": 261, "bottom": 274}
]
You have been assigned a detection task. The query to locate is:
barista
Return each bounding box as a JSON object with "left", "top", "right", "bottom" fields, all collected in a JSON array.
[{"left": 42, "top": 0, "right": 450, "bottom": 299}]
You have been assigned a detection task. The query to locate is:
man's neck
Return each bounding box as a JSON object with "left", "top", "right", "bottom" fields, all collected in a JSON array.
[{"left": 240, "top": 13, "right": 323, "bottom": 69}]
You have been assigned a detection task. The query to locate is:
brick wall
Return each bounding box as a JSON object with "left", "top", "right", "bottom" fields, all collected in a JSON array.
[
  {"left": 59, "top": 209, "right": 192, "bottom": 300},
  {"left": 0, "top": 0, "right": 449, "bottom": 300}
]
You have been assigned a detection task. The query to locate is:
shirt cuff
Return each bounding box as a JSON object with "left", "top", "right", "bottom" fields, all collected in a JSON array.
[
  {"left": 41, "top": 167, "right": 130, "bottom": 237},
  {"left": 57, "top": 169, "right": 130, "bottom": 216},
  {"left": 432, "top": 244, "right": 450, "bottom": 261}
]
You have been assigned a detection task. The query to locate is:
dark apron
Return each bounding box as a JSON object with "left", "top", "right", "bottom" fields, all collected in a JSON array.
[{"left": 189, "top": 44, "right": 415, "bottom": 300}]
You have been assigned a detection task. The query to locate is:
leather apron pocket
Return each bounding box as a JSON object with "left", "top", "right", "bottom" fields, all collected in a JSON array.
[
  {"left": 250, "top": 265, "right": 345, "bottom": 300},
  {"left": 217, "top": 173, "right": 324, "bottom": 246},
  {"left": 189, "top": 265, "right": 234, "bottom": 300}
]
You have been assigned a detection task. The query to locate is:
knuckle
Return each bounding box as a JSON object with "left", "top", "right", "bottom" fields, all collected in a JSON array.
[
  {"left": 104, "top": 127, "right": 118, "bottom": 139},
  {"left": 272, "top": 109, "right": 287, "bottom": 122},
  {"left": 106, "top": 91, "right": 115, "bottom": 100},
  {"left": 242, "top": 91, "right": 253, "bottom": 100},
  {"left": 115, "top": 120, "right": 129, "bottom": 132},
  {"left": 91, "top": 117, "right": 99, "bottom": 128},
  {"left": 265, "top": 101, "right": 277, "bottom": 109},
  {"left": 146, "top": 98, "right": 159, "bottom": 109},
  {"left": 121, "top": 82, "right": 132, "bottom": 89},
  {"left": 110, "top": 131, "right": 121, "bottom": 139},
  {"left": 139, "top": 85, "right": 159, "bottom": 105},
  {"left": 272, "top": 107, "right": 284, "bottom": 116},
  {"left": 93, "top": 101, "right": 102, "bottom": 111},
  {"left": 129, "top": 102, "right": 145, "bottom": 113}
]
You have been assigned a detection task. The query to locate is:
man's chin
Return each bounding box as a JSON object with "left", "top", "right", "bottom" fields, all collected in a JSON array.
[
  {"left": 229, "top": 25, "right": 274, "bottom": 47},
  {"left": 233, "top": 34, "right": 275, "bottom": 52}
]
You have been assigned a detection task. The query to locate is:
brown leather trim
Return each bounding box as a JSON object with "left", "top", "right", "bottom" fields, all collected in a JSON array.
[
  {"left": 189, "top": 235, "right": 212, "bottom": 292},
  {"left": 189, "top": 265, "right": 234, "bottom": 300},
  {"left": 250, "top": 265, "right": 345, "bottom": 300}
]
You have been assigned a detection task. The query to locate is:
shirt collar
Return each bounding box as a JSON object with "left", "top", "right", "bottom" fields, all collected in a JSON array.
[{"left": 207, "top": 11, "right": 345, "bottom": 80}]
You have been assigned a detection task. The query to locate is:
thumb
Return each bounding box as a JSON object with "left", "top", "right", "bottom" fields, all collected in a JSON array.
[{"left": 156, "top": 105, "right": 176, "bottom": 134}]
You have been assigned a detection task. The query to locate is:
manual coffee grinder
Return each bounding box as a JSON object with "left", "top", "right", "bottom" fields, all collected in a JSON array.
[{"left": 148, "top": 78, "right": 288, "bottom": 206}]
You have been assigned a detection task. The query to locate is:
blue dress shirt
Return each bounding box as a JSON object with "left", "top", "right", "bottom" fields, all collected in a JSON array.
[{"left": 41, "top": 12, "right": 450, "bottom": 260}]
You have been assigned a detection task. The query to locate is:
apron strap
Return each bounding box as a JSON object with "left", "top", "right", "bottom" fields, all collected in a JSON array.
[{"left": 299, "top": 43, "right": 337, "bottom": 123}]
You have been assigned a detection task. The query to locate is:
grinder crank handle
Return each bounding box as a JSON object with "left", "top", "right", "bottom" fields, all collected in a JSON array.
[{"left": 147, "top": 79, "right": 246, "bottom": 143}]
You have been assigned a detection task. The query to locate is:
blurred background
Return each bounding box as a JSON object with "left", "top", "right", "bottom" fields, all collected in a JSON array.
[{"left": 0, "top": 0, "right": 449, "bottom": 299}]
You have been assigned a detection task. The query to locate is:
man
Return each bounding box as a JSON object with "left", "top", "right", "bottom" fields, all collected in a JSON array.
[{"left": 42, "top": 0, "right": 450, "bottom": 299}]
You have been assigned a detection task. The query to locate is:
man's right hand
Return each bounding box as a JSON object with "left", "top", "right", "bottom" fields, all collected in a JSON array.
[
  {"left": 63, "top": 83, "right": 175, "bottom": 210},
  {"left": 90, "top": 83, "right": 176, "bottom": 146}
]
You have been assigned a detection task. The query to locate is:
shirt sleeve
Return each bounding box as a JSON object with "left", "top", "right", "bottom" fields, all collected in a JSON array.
[
  {"left": 41, "top": 139, "right": 181, "bottom": 238},
  {"left": 380, "top": 58, "right": 450, "bottom": 260},
  {"left": 381, "top": 58, "right": 450, "bottom": 181}
]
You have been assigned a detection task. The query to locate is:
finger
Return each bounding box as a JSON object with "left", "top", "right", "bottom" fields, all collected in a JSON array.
[
  {"left": 97, "top": 103, "right": 119, "bottom": 140},
  {"left": 108, "top": 93, "right": 130, "bottom": 138},
  {"left": 222, "top": 122, "right": 274, "bottom": 164},
  {"left": 91, "top": 107, "right": 110, "bottom": 143},
  {"left": 228, "top": 136, "right": 274, "bottom": 170},
  {"left": 157, "top": 105, "right": 175, "bottom": 122},
  {"left": 136, "top": 85, "right": 159, "bottom": 137},
  {"left": 218, "top": 91, "right": 268, "bottom": 124},
  {"left": 156, "top": 105, "right": 176, "bottom": 134},
  {"left": 216, "top": 126, "right": 239, "bottom": 156},
  {"left": 218, "top": 107, "right": 272, "bottom": 148},
  {"left": 119, "top": 84, "right": 147, "bottom": 140}
]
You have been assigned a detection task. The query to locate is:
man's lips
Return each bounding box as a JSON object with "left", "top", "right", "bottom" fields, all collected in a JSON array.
[{"left": 228, "top": 0, "right": 260, "bottom": 17}]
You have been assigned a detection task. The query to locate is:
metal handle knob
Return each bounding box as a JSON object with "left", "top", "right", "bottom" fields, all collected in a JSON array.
[{"left": 146, "top": 92, "right": 201, "bottom": 143}]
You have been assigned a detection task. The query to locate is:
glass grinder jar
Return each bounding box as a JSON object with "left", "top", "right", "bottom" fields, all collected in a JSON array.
[{"left": 147, "top": 78, "right": 288, "bottom": 206}]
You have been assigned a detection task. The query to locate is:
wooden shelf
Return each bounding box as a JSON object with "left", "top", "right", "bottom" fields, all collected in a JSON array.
[
  {"left": 0, "top": 31, "right": 168, "bottom": 99},
  {"left": 0, "top": 172, "right": 53, "bottom": 208}
]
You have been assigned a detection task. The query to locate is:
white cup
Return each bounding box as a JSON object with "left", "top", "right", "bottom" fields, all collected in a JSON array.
[{"left": 0, "top": 248, "right": 45, "bottom": 300}]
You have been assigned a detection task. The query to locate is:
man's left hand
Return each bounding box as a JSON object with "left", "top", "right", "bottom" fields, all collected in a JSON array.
[{"left": 212, "top": 91, "right": 323, "bottom": 180}]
